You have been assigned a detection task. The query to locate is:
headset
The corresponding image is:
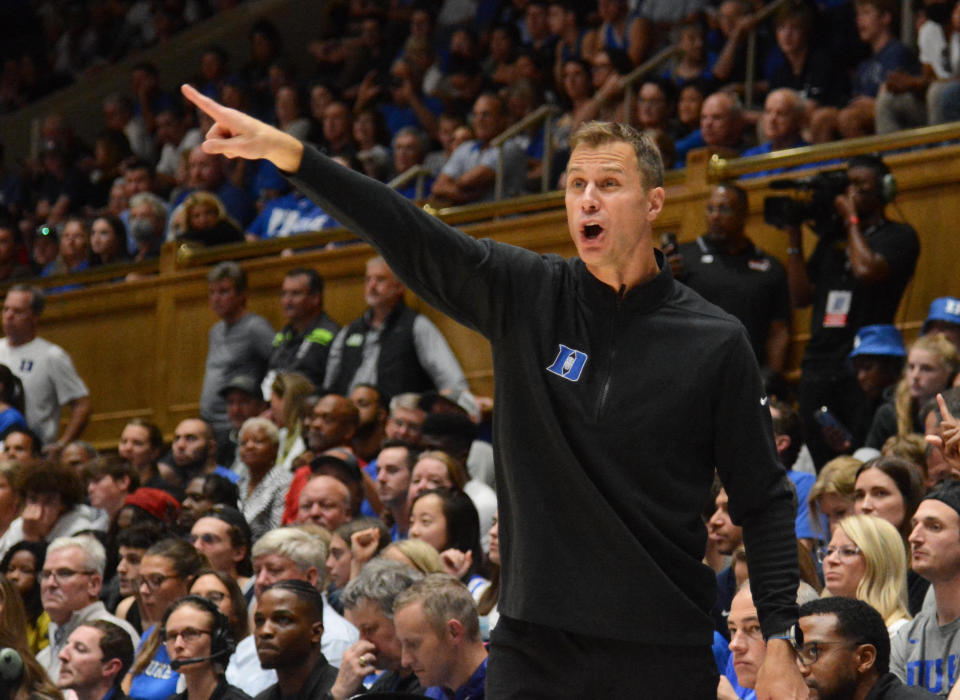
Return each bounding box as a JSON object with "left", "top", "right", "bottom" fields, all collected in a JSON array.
[
  {"left": 162, "top": 595, "right": 235, "bottom": 671},
  {"left": 849, "top": 154, "right": 898, "bottom": 204}
]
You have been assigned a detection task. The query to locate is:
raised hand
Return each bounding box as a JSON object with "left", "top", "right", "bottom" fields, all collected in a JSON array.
[{"left": 180, "top": 83, "right": 304, "bottom": 172}]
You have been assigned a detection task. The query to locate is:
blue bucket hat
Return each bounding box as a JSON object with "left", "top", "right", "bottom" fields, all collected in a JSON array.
[
  {"left": 922, "top": 297, "right": 960, "bottom": 334},
  {"left": 849, "top": 324, "right": 906, "bottom": 359}
]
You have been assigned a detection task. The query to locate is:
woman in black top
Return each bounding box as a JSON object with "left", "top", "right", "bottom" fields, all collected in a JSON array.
[{"left": 162, "top": 595, "right": 248, "bottom": 700}]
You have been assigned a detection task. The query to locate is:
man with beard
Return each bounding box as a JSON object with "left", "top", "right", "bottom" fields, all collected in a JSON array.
[
  {"left": 160, "top": 418, "right": 238, "bottom": 488},
  {"left": 57, "top": 620, "right": 134, "bottom": 700},
  {"left": 349, "top": 383, "right": 387, "bottom": 463},
  {"left": 797, "top": 597, "right": 935, "bottom": 699}
]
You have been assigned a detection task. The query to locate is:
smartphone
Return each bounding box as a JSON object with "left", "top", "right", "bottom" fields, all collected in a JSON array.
[
  {"left": 813, "top": 406, "right": 853, "bottom": 447},
  {"left": 660, "top": 232, "right": 678, "bottom": 252}
]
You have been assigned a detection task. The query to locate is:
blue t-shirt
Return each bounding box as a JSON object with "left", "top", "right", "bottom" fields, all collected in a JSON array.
[
  {"left": 789, "top": 469, "right": 817, "bottom": 540},
  {"left": 854, "top": 39, "right": 921, "bottom": 98},
  {"left": 246, "top": 192, "right": 340, "bottom": 239},
  {"left": 129, "top": 626, "right": 180, "bottom": 700},
  {"left": 425, "top": 657, "right": 487, "bottom": 699}
]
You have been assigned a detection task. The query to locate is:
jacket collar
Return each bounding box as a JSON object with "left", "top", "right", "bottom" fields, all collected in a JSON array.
[{"left": 575, "top": 248, "right": 675, "bottom": 313}]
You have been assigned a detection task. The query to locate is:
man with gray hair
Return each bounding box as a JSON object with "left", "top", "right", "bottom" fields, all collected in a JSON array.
[
  {"left": 37, "top": 535, "right": 139, "bottom": 680},
  {"left": 675, "top": 90, "right": 747, "bottom": 166},
  {"left": 393, "top": 574, "right": 487, "bottom": 697},
  {"left": 200, "top": 260, "right": 274, "bottom": 454},
  {"left": 324, "top": 256, "right": 468, "bottom": 400},
  {"left": 0, "top": 284, "right": 90, "bottom": 451},
  {"left": 127, "top": 191, "right": 168, "bottom": 260},
  {"left": 225, "top": 527, "right": 358, "bottom": 696},
  {"left": 330, "top": 559, "right": 424, "bottom": 698}
]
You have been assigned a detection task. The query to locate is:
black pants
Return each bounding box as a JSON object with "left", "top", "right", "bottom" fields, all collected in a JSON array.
[{"left": 487, "top": 616, "right": 718, "bottom": 699}]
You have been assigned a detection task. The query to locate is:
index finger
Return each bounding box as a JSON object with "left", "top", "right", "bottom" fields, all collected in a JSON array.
[
  {"left": 181, "top": 83, "right": 228, "bottom": 122},
  {"left": 939, "top": 392, "right": 957, "bottom": 423}
]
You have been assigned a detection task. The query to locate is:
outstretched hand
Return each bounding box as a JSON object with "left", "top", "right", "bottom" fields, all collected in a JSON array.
[
  {"left": 180, "top": 84, "right": 304, "bottom": 173},
  {"left": 927, "top": 393, "right": 960, "bottom": 470}
]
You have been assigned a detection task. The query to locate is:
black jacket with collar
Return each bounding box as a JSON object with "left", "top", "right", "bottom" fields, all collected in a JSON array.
[{"left": 290, "top": 145, "right": 799, "bottom": 645}]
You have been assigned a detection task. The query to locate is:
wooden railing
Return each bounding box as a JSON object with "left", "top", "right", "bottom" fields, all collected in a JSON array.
[{"left": 489, "top": 104, "right": 561, "bottom": 201}]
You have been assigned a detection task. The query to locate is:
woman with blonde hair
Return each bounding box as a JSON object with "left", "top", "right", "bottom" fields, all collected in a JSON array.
[
  {"left": 819, "top": 513, "right": 910, "bottom": 636},
  {"left": 807, "top": 456, "right": 862, "bottom": 537},
  {"left": 866, "top": 333, "right": 960, "bottom": 448},
  {"left": 174, "top": 191, "right": 243, "bottom": 247},
  {"left": 379, "top": 538, "right": 445, "bottom": 575},
  {"left": 268, "top": 371, "right": 314, "bottom": 471}
]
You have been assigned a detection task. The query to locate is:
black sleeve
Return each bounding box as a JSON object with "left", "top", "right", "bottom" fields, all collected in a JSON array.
[
  {"left": 713, "top": 326, "right": 799, "bottom": 638},
  {"left": 769, "top": 257, "right": 792, "bottom": 324},
  {"left": 288, "top": 144, "right": 550, "bottom": 343}
]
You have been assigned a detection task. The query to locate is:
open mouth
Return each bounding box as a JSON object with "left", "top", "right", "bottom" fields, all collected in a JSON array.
[{"left": 583, "top": 224, "right": 603, "bottom": 240}]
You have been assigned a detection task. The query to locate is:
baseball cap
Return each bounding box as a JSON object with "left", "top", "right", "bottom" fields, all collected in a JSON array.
[
  {"left": 848, "top": 324, "right": 906, "bottom": 359},
  {"left": 922, "top": 297, "right": 960, "bottom": 334},
  {"left": 218, "top": 374, "right": 263, "bottom": 401},
  {"left": 923, "top": 479, "right": 960, "bottom": 518}
]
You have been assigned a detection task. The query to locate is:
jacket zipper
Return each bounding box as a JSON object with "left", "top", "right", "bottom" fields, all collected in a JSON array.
[{"left": 594, "top": 285, "right": 625, "bottom": 420}]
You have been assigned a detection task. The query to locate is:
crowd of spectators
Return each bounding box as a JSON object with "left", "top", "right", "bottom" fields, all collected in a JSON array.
[
  {"left": 0, "top": 0, "right": 957, "bottom": 289},
  {"left": 1, "top": 0, "right": 960, "bottom": 696}
]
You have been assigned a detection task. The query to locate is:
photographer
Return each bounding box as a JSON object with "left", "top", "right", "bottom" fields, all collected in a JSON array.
[{"left": 779, "top": 155, "right": 919, "bottom": 468}]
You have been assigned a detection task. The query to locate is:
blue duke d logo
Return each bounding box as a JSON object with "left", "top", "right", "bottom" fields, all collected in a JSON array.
[{"left": 546, "top": 344, "right": 588, "bottom": 382}]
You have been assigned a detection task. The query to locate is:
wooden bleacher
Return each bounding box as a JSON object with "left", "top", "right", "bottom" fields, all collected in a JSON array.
[{"left": 25, "top": 123, "right": 960, "bottom": 448}]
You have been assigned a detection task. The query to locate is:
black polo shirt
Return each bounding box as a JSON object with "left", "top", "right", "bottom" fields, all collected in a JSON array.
[{"left": 678, "top": 235, "right": 791, "bottom": 366}]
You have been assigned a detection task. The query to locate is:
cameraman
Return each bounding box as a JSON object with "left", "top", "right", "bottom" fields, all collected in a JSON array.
[{"left": 782, "top": 155, "right": 919, "bottom": 468}]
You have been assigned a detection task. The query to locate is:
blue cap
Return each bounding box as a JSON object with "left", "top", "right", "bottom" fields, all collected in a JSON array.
[
  {"left": 922, "top": 297, "right": 960, "bottom": 334},
  {"left": 849, "top": 324, "right": 906, "bottom": 359}
]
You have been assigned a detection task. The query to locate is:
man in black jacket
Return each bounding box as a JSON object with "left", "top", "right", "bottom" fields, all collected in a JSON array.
[
  {"left": 797, "top": 597, "right": 936, "bottom": 699},
  {"left": 182, "top": 85, "right": 803, "bottom": 700},
  {"left": 254, "top": 580, "right": 338, "bottom": 700}
]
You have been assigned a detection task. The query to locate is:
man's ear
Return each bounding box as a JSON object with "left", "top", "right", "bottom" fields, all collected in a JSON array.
[
  {"left": 854, "top": 643, "right": 877, "bottom": 675},
  {"left": 446, "top": 618, "right": 465, "bottom": 644},
  {"left": 101, "top": 657, "right": 123, "bottom": 681},
  {"left": 310, "top": 620, "right": 324, "bottom": 645},
  {"left": 774, "top": 434, "right": 791, "bottom": 454},
  {"left": 646, "top": 186, "right": 665, "bottom": 222}
]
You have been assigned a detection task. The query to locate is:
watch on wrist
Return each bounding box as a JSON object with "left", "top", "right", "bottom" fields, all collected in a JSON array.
[{"left": 767, "top": 623, "right": 803, "bottom": 650}]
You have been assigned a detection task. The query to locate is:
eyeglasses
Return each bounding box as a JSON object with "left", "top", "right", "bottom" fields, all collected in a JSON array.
[
  {"left": 796, "top": 641, "right": 856, "bottom": 666},
  {"left": 135, "top": 573, "right": 179, "bottom": 590},
  {"left": 816, "top": 545, "right": 862, "bottom": 564},
  {"left": 161, "top": 628, "right": 212, "bottom": 644},
  {"left": 188, "top": 533, "right": 222, "bottom": 546},
  {"left": 196, "top": 591, "right": 226, "bottom": 604},
  {"left": 39, "top": 568, "right": 95, "bottom": 584}
]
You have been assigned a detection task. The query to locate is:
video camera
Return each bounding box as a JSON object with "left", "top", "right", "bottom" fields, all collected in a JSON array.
[{"left": 762, "top": 170, "right": 849, "bottom": 232}]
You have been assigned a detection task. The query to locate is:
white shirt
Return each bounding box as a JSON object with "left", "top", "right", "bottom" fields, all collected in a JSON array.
[{"left": 0, "top": 336, "right": 88, "bottom": 444}]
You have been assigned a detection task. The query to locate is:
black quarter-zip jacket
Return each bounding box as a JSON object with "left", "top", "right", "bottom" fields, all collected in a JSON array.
[{"left": 290, "top": 146, "right": 799, "bottom": 645}]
